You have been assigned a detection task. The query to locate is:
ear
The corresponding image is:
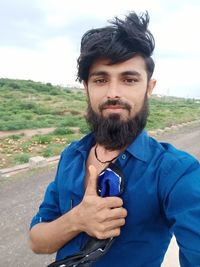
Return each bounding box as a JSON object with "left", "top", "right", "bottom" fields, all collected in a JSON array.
[{"left": 147, "top": 79, "right": 156, "bottom": 98}]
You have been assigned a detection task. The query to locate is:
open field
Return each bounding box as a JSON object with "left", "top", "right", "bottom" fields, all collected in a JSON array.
[{"left": 1, "top": 78, "right": 200, "bottom": 169}]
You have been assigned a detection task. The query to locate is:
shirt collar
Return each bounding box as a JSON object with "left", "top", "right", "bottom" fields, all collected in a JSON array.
[
  {"left": 126, "top": 130, "right": 150, "bottom": 162},
  {"left": 75, "top": 132, "right": 95, "bottom": 156},
  {"left": 74, "top": 130, "right": 151, "bottom": 162}
]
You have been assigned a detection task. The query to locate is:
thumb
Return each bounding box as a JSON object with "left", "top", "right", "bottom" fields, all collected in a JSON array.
[{"left": 85, "top": 165, "right": 98, "bottom": 196}]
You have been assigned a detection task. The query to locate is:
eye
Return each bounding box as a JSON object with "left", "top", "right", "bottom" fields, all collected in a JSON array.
[
  {"left": 123, "top": 78, "right": 138, "bottom": 84},
  {"left": 94, "top": 78, "right": 107, "bottom": 84}
]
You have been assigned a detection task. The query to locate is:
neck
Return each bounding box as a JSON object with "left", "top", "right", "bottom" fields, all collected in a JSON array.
[
  {"left": 97, "top": 144, "right": 124, "bottom": 155},
  {"left": 94, "top": 144, "right": 124, "bottom": 165}
]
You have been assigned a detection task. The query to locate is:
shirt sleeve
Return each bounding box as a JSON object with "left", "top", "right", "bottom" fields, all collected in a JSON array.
[
  {"left": 163, "top": 160, "right": 200, "bottom": 266},
  {"left": 30, "top": 153, "right": 63, "bottom": 229}
]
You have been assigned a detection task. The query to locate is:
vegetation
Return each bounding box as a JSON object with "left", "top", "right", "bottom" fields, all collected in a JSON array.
[
  {"left": 0, "top": 78, "right": 200, "bottom": 169},
  {"left": 0, "top": 78, "right": 87, "bottom": 131}
]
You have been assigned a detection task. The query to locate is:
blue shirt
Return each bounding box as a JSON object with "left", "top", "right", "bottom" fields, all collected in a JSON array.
[{"left": 30, "top": 131, "right": 200, "bottom": 266}]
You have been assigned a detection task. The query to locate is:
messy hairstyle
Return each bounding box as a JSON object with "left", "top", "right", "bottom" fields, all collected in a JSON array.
[{"left": 77, "top": 11, "right": 155, "bottom": 82}]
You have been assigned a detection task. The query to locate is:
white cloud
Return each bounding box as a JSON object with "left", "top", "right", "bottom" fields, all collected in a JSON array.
[
  {"left": 154, "top": 56, "right": 200, "bottom": 98},
  {"left": 0, "top": 37, "right": 78, "bottom": 85},
  {"left": 153, "top": 4, "right": 200, "bottom": 55}
]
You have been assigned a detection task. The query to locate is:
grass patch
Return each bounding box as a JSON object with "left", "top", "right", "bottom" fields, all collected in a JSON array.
[
  {"left": 52, "top": 127, "right": 74, "bottom": 136},
  {"left": 9, "top": 134, "right": 24, "bottom": 140},
  {"left": 0, "top": 78, "right": 86, "bottom": 130},
  {"left": 13, "top": 153, "right": 30, "bottom": 164},
  {"left": 32, "top": 134, "right": 53, "bottom": 144},
  {"left": 41, "top": 144, "right": 64, "bottom": 158}
]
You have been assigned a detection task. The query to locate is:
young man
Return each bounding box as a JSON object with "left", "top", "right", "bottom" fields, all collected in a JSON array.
[{"left": 29, "top": 12, "right": 200, "bottom": 266}]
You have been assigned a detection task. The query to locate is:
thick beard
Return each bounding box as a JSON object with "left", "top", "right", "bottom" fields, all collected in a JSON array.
[{"left": 85, "top": 95, "right": 149, "bottom": 150}]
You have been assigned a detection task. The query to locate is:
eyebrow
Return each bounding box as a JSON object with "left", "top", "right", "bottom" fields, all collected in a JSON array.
[
  {"left": 89, "top": 71, "right": 108, "bottom": 78},
  {"left": 120, "top": 71, "right": 142, "bottom": 77},
  {"left": 89, "top": 70, "right": 142, "bottom": 78}
]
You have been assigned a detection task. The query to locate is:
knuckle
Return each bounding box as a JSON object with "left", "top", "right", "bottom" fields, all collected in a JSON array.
[
  {"left": 98, "top": 213, "right": 106, "bottom": 222},
  {"left": 98, "top": 199, "right": 107, "bottom": 209},
  {"left": 99, "top": 223, "right": 106, "bottom": 232},
  {"left": 96, "top": 232, "right": 106, "bottom": 240}
]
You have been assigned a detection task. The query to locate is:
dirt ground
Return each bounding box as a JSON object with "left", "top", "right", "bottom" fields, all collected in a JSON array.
[{"left": 0, "top": 127, "right": 56, "bottom": 138}]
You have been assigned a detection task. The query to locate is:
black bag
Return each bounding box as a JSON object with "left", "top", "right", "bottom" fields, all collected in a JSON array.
[{"left": 47, "top": 237, "right": 115, "bottom": 267}]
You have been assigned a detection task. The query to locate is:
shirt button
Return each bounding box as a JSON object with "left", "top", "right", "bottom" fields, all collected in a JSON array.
[{"left": 121, "top": 154, "right": 126, "bottom": 160}]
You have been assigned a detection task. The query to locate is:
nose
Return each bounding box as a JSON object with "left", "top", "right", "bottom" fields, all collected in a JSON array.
[{"left": 106, "top": 80, "right": 121, "bottom": 99}]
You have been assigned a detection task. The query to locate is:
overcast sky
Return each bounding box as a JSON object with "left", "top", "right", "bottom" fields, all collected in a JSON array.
[{"left": 0, "top": 0, "right": 200, "bottom": 98}]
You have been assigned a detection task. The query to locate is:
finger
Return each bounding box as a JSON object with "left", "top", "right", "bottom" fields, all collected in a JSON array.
[
  {"left": 85, "top": 165, "right": 98, "bottom": 196},
  {"left": 104, "top": 197, "right": 123, "bottom": 208},
  {"left": 104, "top": 218, "right": 126, "bottom": 231},
  {"left": 97, "top": 228, "right": 121, "bottom": 240},
  {"left": 105, "top": 228, "right": 121, "bottom": 238},
  {"left": 106, "top": 207, "right": 127, "bottom": 220}
]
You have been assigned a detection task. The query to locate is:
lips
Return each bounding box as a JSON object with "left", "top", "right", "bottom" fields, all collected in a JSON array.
[
  {"left": 104, "top": 105, "right": 125, "bottom": 110},
  {"left": 99, "top": 100, "right": 131, "bottom": 113}
]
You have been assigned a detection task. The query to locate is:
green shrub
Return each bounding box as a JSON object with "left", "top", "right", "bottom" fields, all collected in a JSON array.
[
  {"left": 19, "top": 102, "right": 37, "bottom": 110},
  {"left": 50, "top": 90, "right": 59, "bottom": 95},
  {"left": 53, "top": 127, "right": 74, "bottom": 135},
  {"left": 65, "top": 89, "right": 72, "bottom": 94},
  {"left": 9, "top": 134, "right": 24, "bottom": 140},
  {"left": 59, "top": 116, "right": 81, "bottom": 127},
  {"left": 14, "top": 153, "right": 30, "bottom": 164},
  {"left": 32, "top": 135, "right": 53, "bottom": 144},
  {"left": 21, "top": 141, "right": 32, "bottom": 152},
  {"left": 44, "top": 96, "right": 52, "bottom": 101},
  {"left": 6, "top": 121, "right": 29, "bottom": 130},
  {"left": 42, "top": 144, "right": 64, "bottom": 157},
  {"left": 42, "top": 147, "right": 54, "bottom": 157},
  {"left": 22, "top": 113, "right": 33, "bottom": 120},
  {"left": 46, "top": 82, "right": 52, "bottom": 87},
  {"left": 8, "top": 82, "right": 20, "bottom": 90},
  {"left": 79, "top": 122, "right": 89, "bottom": 134}
]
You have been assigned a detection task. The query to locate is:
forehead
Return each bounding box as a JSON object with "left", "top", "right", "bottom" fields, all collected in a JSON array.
[{"left": 89, "top": 56, "right": 147, "bottom": 77}]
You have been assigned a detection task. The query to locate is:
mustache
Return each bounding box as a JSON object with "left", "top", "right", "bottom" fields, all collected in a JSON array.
[{"left": 99, "top": 99, "right": 131, "bottom": 112}]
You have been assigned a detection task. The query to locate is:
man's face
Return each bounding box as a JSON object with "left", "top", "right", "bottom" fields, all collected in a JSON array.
[
  {"left": 84, "top": 55, "right": 156, "bottom": 150},
  {"left": 84, "top": 55, "right": 156, "bottom": 121}
]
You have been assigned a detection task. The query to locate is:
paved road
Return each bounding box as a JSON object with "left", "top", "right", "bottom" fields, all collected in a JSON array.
[
  {"left": 0, "top": 166, "right": 56, "bottom": 267},
  {"left": 155, "top": 122, "right": 200, "bottom": 267},
  {"left": 0, "top": 123, "right": 199, "bottom": 267}
]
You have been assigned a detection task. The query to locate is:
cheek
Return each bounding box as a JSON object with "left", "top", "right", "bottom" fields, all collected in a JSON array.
[
  {"left": 88, "top": 89, "right": 106, "bottom": 109},
  {"left": 88, "top": 94, "right": 101, "bottom": 112},
  {"left": 129, "top": 94, "right": 146, "bottom": 112}
]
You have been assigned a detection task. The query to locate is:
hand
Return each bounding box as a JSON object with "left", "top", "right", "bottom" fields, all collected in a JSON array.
[{"left": 75, "top": 165, "right": 127, "bottom": 239}]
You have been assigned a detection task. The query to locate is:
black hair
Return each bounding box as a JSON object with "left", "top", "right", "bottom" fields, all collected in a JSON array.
[{"left": 77, "top": 11, "right": 155, "bottom": 82}]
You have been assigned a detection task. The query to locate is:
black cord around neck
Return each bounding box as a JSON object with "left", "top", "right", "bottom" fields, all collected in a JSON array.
[{"left": 94, "top": 145, "right": 118, "bottom": 164}]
